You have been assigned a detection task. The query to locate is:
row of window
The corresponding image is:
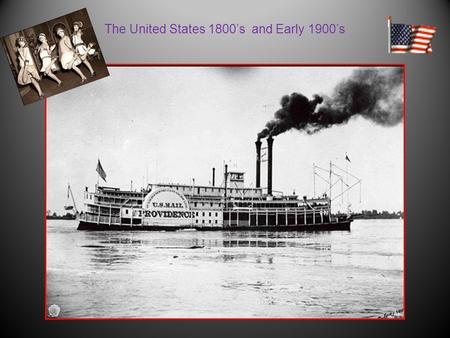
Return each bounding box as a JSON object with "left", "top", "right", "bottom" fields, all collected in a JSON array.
[
  {"left": 87, "top": 193, "right": 142, "bottom": 205},
  {"left": 96, "top": 198, "right": 142, "bottom": 205},
  {"left": 195, "top": 211, "right": 219, "bottom": 217},
  {"left": 193, "top": 202, "right": 222, "bottom": 208},
  {"left": 195, "top": 219, "right": 219, "bottom": 224},
  {"left": 160, "top": 185, "right": 261, "bottom": 195},
  {"left": 98, "top": 191, "right": 142, "bottom": 198}
]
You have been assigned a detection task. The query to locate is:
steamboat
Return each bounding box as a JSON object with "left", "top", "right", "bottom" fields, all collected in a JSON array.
[{"left": 78, "top": 136, "right": 353, "bottom": 231}]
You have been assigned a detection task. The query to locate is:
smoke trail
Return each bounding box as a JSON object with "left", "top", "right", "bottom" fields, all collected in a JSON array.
[{"left": 258, "top": 68, "right": 403, "bottom": 138}]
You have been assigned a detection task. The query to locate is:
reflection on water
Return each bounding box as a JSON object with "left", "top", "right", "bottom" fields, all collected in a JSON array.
[
  {"left": 47, "top": 219, "right": 403, "bottom": 318},
  {"left": 223, "top": 239, "right": 331, "bottom": 250}
]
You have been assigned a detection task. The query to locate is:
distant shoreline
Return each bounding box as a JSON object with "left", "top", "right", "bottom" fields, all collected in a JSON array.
[
  {"left": 352, "top": 215, "right": 403, "bottom": 220},
  {"left": 46, "top": 215, "right": 76, "bottom": 220}
]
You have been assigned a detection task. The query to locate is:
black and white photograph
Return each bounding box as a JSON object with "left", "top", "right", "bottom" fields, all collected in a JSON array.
[
  {"left": 2, "top": 8, "right": 108, "bottom": 105},
  {"left": 46, "top": 66, "right": 404, "bottom": 318}
]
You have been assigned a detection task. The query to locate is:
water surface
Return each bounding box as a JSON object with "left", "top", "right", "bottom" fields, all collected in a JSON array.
[{"left": 47, "top": 219, "right": 403, "bottom": 318}]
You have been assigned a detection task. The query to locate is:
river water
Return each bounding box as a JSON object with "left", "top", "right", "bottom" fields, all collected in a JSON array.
[{"left": 47, "top": 219, "right": 403, "bottom": 318}]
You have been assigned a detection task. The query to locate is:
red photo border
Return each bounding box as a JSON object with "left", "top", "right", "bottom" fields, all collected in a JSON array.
[{"left": 44, "top": 63, "right": 406, "bottom": 321}]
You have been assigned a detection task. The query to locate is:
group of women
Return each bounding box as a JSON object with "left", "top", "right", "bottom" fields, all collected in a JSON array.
[{"left": 16, "top": 21, "right": 97, "bottom": 98}]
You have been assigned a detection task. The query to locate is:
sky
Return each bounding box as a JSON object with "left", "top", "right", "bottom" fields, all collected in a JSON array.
[{"left": 47, "top": 67, "right": 403, "bottom": 214}]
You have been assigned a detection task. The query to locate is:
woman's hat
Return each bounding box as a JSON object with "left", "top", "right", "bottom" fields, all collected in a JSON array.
[
  {"left": 16, "top": 36, "right": 27, "bottom": 46},
  {"left": 38, "top": 33, "right": 46, "bottom": 39},
  {"left": 73, "top": 21, "right": 83, "bottom": 28},
  {"left": 54, "top": 24, "right": 66, "bottom": 34}
]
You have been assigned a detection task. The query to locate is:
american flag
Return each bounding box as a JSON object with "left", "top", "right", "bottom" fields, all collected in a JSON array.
[{"left": 390, "top": 23, "right": 436, "bottom": 54}]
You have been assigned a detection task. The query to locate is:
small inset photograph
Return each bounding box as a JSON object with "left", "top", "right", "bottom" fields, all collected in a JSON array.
[{"left": 1, "top": 8, "right": 109, "bottom": 105}]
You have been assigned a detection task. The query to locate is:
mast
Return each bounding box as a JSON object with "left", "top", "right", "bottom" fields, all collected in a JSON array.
[
  {"left": 68, "top": 183, "right": 78, "bottom": 214},
  {"left": 96, "top": 157, "right": 100, "bottom": 191},
  {"left": 329, "top": 161, "right": 332, "bottom": 215},
  {"left": 313, "top": 163, "right": 316, "bottom": 197},
  {"left": 329, "top": 161, "right": 332, "bottom": 201},
  {"left": 346, "top": 154, "right": 349, "bottom": 207}
]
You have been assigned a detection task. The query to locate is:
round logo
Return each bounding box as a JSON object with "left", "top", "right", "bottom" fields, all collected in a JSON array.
[
  {"left": 142, "top": 188, "right": 193, "bottom": 226},
  {"left": 48, "top": 304, "right": 61, "bottom": 317}
]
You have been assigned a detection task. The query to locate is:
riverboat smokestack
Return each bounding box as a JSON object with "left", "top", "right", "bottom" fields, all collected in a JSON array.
[
  {"left": 255, "top": 139, "right": 262, "bottom": 188},
  {"left": 267, "top": 136, "right": 273, "bottom": 195},
  {"left": 212, "top": 167, "right": 215, "bottom": 186}
]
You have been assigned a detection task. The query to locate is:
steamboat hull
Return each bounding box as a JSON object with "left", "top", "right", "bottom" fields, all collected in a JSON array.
[{"left": 77, "top": 219, "right": 351, "bottom": 232}]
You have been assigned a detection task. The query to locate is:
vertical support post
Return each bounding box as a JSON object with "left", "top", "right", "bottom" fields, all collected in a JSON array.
[
  {"left": 387, "top": 16, "right": 392, "bottom": 54},
  {"left": 224, "top": 164, "right": 228, "bottom": 207}
]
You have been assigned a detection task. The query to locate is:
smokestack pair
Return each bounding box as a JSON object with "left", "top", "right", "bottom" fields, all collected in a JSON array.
[{"left": 255, "top": 136, "right": 273, "bottom": 195}]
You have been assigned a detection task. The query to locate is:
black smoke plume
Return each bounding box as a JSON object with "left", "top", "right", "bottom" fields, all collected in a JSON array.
[{"left": 258, "top": 68, "right": 403, "bottom": 139}]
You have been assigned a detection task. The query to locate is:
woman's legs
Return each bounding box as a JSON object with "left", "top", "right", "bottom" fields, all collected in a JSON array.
[
  {"left": 82, "top": 59, "right": 95, "bottom": 76},
  {"left": 45, "top": 71, "right": 62, "bottom": 86},
  {"left": 71, "top": 65, "right": 87, "bottom": 82},
  {"left": 30, "top": 78, "right": 43, "bottom": 97}
]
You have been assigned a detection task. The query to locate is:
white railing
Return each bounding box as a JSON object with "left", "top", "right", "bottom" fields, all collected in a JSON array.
[
  {"left": 80, "top": 213, "right": 125, "bottom": 225},
  {"left": 91, "top": 200, "right": 141, "bottom": 207},
  {"left": 225, "top": 208, "right": 328, "bottom": 214}
]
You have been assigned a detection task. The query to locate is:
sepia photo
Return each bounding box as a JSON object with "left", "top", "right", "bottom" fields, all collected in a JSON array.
[{"left": 2, "top": 8, "right": 109, "bottom": 105}]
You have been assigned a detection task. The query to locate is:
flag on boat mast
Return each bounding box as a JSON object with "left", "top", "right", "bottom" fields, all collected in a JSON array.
[
  {"left": 96, "top": 159, "right": 107, "bottom": 182},
  {"left": 345, "top": 153, "right": 351, "bottom": 163}
]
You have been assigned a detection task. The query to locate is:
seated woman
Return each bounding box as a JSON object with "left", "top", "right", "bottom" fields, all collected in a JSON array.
[
  {"left": 55, "top": 26, "right": 87, "bottom": 83},
  {"left": 37, "top": 33, "right": 62, "bottom": 87},
  {"left": 71, "top": 21, "right": 96, "bottom": 77},
  {"left": 16, "top": 36, "right": 43, "bottom": 98}
]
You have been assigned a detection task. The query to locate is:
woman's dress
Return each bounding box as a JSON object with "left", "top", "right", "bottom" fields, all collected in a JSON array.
[
  {"left": 38, "top": 42, "right": 58, "bottom": 74},
  {"left": 72, "top": 31, "right": 95, "bottom": 60},
  {"left": 17, "top": 46, "right": 40, "bottom": 85},
  {"left": 58, "top": 35, "right": 81, "bottom": 70}
]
